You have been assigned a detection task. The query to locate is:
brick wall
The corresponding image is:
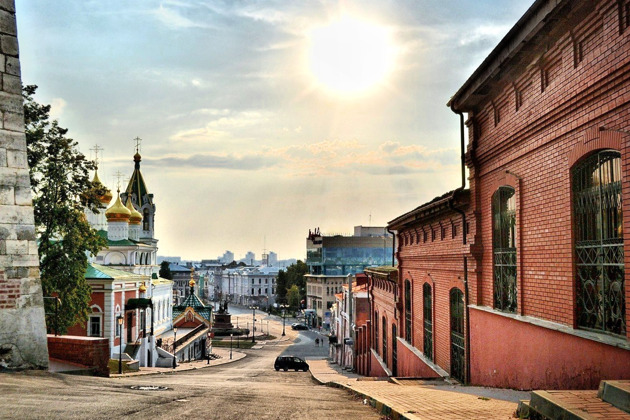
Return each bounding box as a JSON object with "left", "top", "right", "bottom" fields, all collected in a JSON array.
[
  {"left": 0, "top": 0, "right": 48, "bottom": 369},
  {"left": 394, "top": 204, "right": 471, "bottom": 380},
  {"left": 47, "top": 335, "right": 110, "bottom": 377},
  {"left": 452, "top": 0, "right": 630, "bottom": 388}
]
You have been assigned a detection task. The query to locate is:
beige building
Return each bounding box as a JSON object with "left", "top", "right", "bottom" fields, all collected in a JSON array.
[{"left": 305, "top": 274, "right": 348, "bottom": 329}]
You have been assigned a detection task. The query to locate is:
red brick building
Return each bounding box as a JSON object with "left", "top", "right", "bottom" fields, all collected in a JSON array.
[{"left": 381, "top": 0, "right": 630, "bottom": 390}]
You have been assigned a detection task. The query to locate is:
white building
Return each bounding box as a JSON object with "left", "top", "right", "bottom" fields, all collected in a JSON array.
[{"left": 219, "top": 266, "right": 279, "bottom": 309}]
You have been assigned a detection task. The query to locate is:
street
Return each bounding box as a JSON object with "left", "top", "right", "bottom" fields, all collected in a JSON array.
[{"left": 0, "top": 310, "right": 379, "bottom": 420}]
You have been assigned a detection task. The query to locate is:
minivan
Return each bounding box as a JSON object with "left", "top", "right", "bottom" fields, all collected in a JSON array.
[{"left": 274, "top": 356, "right": 309, "bottom": 371}]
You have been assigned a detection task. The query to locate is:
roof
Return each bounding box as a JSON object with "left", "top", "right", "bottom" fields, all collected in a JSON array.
[
  {"left": 173, "top": 293, "right": 212, "bottom": 321},
  {"left": 388, "top": 189, "right": 469, "bottom": 230},
  {"left": 448, "top": 0, "right": 589, "bottom": 110},
  {"left": 125, "top": 154, "right": 150, "bottom": 203},
  {"left": 97, "top": 230, "right": 151, "bottom": 248},
  {"left": 85, "top": 263, "right": 146, "bottom": 281},
  {"left": 169, "top": 263, "right": 192, "bottom": 272}
]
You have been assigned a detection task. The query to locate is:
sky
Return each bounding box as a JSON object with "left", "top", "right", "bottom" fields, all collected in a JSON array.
[{"left": 16, "top": 0, "right": 533, "bottom": 261}]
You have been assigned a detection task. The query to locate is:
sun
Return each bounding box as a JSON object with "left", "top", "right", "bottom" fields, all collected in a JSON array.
[{"left": 307, "top": 16, "right": 396, "bottom": 95}]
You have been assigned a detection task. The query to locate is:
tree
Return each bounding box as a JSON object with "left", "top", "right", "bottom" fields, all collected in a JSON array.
[
  {"left": 24, "top": 85, "right": 107, "bottom": 334},
  {"left": 275, "top": 260, "right": 309, "bottom": 306},
  {"left": 286, "top": 285, "right": 300, "bottom": 309},
  {"left": 159, "top": 261, "right": 173, "bottom": 280}
]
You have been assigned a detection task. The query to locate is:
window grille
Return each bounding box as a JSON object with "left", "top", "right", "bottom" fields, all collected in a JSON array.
[
  {"left": 423, "top": 283, "right": 433, "bottom": 361},
  {"left": 573, "top": 150, "right": 625, "bottom": 335},
  {"left": 405, "top": 280, "right": 412, "bottom": 342},
  {"left": 382, "top": 316, "right": 387, "bottom": 365},
  {"left": 450, "top": 288, "right": 465, "bottom": 382},
  {"left": 492, "top": 186, "right": 517, "bottom": 312}
]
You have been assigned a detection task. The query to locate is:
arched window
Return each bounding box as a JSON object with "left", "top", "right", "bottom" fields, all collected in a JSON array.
[
  {"left": 450, "top": 288, "right": 465, "bottom": 382},
  {"left": 492, "top": 186, "right": 517, "bottom": 312},
  {"left": 573, "top": 150, "right": 625, "bottom": 335},
  {"left": 143, "top": 209, "right": 150, "bottom": 231},
  {"left": 404, "top": 280, "right": 412, "bottom": 342},
  {"left": 423, "top": 283, "right": 433, "bottom": 361},
  {"left": 374, "top": 311, "right": 379, "bottom": 352},
  {"left": 382, "top": 315, "right": 388, "bottom": 366}
]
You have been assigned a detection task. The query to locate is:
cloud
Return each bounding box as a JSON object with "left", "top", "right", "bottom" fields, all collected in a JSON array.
[
  {"left": 151, "top": 3, "right": 212, "bottom": 30},
  {"left": 142, "top": 152, "right": 279, "bottom": 170},
  {"left": 49, "top": 98, "right": 67, "bottom": 120},
  {"left": 457, "top": 24, "right": 510, "bottom": 47}
]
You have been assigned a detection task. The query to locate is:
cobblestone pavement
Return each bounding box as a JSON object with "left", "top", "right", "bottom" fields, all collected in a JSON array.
[{"left": 308, "top": 359, "right": 521, "bottom": 420}]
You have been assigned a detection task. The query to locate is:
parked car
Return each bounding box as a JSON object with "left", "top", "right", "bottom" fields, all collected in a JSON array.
[
  {"left": 291, "top": 323, "right": 308, "bottom": 330},
  {"left": 274, "top": 356, "right": 309, "bottom": 372}
]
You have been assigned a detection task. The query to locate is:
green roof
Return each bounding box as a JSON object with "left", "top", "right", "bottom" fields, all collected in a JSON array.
[
  {"left": 97, "top": 230, "right": 151, "bottom": 247},
  {"left": 85, "top": 263, "right": 146, "bottom": 280},
  {"left": 173, "top": 293, "right": 212, "bottom": 321}
]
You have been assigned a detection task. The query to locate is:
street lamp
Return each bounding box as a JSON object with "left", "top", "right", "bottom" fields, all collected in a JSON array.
[
  {"left": 280, "top": 304, "right": 288, "bottom": 337},
  {"left": 230, "top": 333, "right": 233, "bottom": 360},
  {"left": 172, "top": 326, "right": 178, "bottom": 369},
  {"left": 117, "top": 315, "right": 124, "bottom": 374},
  {"left": 249, "top": 306, "right": 258, "bottom": 343}
]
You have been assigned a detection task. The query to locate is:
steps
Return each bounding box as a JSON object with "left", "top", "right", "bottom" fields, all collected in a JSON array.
[{"left": 517, "top": 380, "right": 630, "bottom": 419}]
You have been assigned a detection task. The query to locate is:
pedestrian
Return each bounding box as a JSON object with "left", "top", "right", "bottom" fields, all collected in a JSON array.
[{"left": 315, "top": 338, "right": 319, "bottom": 346}]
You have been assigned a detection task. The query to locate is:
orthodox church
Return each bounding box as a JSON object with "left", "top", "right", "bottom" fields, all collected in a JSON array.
[{"left": 66, "top": 147, "right": 175, "bottom": 369}]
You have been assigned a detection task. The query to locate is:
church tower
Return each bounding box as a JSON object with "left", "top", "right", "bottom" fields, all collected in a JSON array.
[{"left": 121, "top": 143, "right": 157, "bottom": 248}]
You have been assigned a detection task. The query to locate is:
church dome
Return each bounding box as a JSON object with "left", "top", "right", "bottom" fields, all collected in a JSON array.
[
  {"left": 105, "top": 192, "right": 131, "bottom": 222},
  {"left": 92, "top": 171, "right": 113, "bottom": 205},
  {"left": 125, "top": 197, "right": 143, "bottom": 225}
]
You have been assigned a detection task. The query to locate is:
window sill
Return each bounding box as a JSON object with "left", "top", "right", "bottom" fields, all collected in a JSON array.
[{"left": 469, "top": 305, "right": 630, "bottom": 351}]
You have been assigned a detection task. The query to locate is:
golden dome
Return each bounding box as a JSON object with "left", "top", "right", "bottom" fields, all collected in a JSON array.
[
  {"left": 139, "top": 282, "right": 147, "bottom": 293},
  {"left": 105, "top": 192, "right": 131, "bottom": 222},
  {"left": 189, "top": 278, "right": 196, "bottom": 288},
  {"left": 92, "top": 171, "right": 113, "bottom": 205},
  {"left": 125, "top": 197, "right": 143, "bottom": 225}
]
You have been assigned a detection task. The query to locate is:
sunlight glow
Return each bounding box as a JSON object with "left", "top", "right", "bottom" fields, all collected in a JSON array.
[{"left": 308, "top": 16, "right": 396, "bottom": 95}]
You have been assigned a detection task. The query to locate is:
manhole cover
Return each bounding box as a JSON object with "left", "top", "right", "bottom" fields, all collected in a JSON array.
[{"left": 129, "top": 385, "right": 169, "bottom": 391}]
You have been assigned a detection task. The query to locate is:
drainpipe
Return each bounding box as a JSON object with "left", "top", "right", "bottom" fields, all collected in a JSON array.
[
  {"left": 367, "top": 273, "right": 373, "bottom": 375},
  {"left": 450, "top": 104, "right": 471, "bottom": 384},
  {"left": 386, "top": 228, "right": 395, "bottom": 266}
]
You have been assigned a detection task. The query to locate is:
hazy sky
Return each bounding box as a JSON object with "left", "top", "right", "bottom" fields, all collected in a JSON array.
[{"left": 16, "top": 1, "right": 533, "bottom": 261}]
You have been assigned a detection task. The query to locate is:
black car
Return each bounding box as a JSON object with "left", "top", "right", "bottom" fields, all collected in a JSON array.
[
  {"left": 274, "top": 356, "right": 309, "bottom": 372},
  {"left": 291, "top": 323, "right": 308, "bottom": 330}
]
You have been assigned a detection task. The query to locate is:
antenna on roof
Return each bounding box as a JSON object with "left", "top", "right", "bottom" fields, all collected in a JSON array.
[{"left": 369, "top": 211, "right": 372, "bottom": 226}]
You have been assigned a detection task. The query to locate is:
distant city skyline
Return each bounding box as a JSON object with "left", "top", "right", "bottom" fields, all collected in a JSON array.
[{"left": 17, "top": 0, "right": 533, "bottom": 260}]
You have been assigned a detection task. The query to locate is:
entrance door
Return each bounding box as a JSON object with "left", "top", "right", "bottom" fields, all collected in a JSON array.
[
  {"left": 450, "top": 288, "right": 465, "bottom": 383},
  {"left": 391, "top": 324, "right": 397, "bottom": 376},
  {"left": 127, "top": 312, "right": 133, "bottom": 343}
]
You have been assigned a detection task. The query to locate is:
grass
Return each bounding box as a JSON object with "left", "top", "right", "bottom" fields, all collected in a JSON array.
[{"left": 108, "top": 359, "right": 132, "bottom": 374}]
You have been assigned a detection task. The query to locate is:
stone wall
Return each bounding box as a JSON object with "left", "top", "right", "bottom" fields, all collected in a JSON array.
[{"left": 0, "top": 0, "right": 48, "bottom": 369}]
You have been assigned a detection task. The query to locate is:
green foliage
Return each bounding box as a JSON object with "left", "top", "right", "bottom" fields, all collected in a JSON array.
[
  {"left": 275, "top": 260, "right": 308, "bottom": 308},
  {"left": 24, "top": 85, "right": 107, "bottom": 334},
  {"left": 159, "top": 260, "right": 173, "bottom": 280},
  {"left": 286, "top": 285, "right": 300, "bottom": 308}
]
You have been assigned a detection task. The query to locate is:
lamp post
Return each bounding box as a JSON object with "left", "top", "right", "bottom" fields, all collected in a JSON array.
[
  {"left": 249, "top": 306, "right": 258, "bottom": 343},
  {"left": 117, "top": 315, "right": 124, "bottom": 374},
  {"left": 280, "top": 304, "right": 288, "bottom": 336},
  {"left": 230, "top": 333, "right": 233, "bottom": 360},
  {"left": 172, "top": 326, "right": 178, "bottom": 369}
]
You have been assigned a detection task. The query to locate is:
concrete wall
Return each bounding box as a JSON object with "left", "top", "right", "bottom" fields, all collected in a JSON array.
[
  {"left": 0, "top": 0, "right": 48, "bottom": 370},
  {"left": 470, "top": 307, "right": 630, "bottom": 390}
]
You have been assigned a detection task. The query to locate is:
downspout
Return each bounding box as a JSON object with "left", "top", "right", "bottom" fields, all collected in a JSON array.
[
  {"left": 367, "top": 273, "right": 373, "bottom": 375},
  {"left": 450, "top": 104, "right": 471, "bottom": 384},
  {"left": 386, "top": 228, "right": 396, "bottom": 266}
]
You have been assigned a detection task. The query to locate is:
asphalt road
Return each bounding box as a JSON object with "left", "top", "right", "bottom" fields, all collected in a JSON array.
[{"left": 0, "top": 311, "right": 378, "bottom": 420}]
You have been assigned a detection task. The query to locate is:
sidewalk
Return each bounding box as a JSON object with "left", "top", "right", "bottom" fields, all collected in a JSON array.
[
  {"left": 308, "top": 359, "right": 523, "bottom": 420},
  {"left": 109, "top": 347, "right": 246, "bottom": 378}
]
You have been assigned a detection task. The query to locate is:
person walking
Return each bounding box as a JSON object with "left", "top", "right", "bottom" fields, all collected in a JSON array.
[{"left": 315, "top": 338, "right": 319, "bottom": 347}]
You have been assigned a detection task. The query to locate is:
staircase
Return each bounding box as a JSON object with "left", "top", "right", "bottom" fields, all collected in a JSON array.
[{"left": 517, "top": 380, "right": 630, "bottom": 419}]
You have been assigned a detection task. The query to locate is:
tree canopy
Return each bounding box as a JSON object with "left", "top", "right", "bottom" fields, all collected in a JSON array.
[
  {"left": 275, "top": 260, "right": 308, "bottom": 308},
  {"left": 24, "top": 85, "right": 106, "bottom": 334},
  {"left": 159, "top": 261, "right": 173, "bottom": 280}
]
